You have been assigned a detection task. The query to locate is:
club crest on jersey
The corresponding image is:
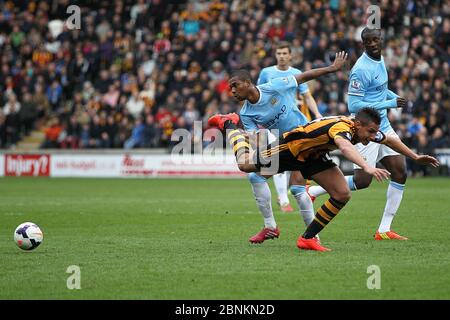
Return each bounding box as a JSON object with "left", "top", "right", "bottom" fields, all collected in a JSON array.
[
  {"left": 374, "top": 131, "right": 385, "bottom": 142},
  {"left": 343, "top": 132, "right": 352, "bottom": 140},
  {"left": 351, "top": 80, "right": 361, "bottom": 90},
  {"left": 270, "top": 97, "right": 278, "bottom": 105}
]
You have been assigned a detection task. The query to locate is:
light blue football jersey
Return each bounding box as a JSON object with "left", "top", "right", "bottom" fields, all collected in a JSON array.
[
  {"left": 240, "top": 75, "right": 308, "bottom": 135},
  {"left": 258, "top": 66, "right": 310, "bottom": 96},
  {"left": 347, "top": 52, "right": 393, "bottom": 132}
]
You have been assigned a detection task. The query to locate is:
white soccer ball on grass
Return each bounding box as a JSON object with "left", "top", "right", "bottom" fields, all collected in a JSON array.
[{"left": 14, "top": 222, "right": 43, "bottom": 250}]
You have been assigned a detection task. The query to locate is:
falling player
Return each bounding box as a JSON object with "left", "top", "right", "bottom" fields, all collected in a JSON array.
[
  {"left": 208, "top": 107, "right": 439, "bottom": 251},
  {"left": 220, "top": 51, "right": 347, "bottom": 244}
]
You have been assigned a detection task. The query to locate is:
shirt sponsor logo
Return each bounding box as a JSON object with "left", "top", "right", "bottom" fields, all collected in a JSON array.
[{"left": 265, "top": 105, "right": 287, "bottom": 127}]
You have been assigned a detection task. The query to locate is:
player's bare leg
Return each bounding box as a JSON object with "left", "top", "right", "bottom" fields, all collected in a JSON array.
[
  {"left": 306, "top": 175, "right": 357, "bottom": 201},
  {"left": 297, "top": 167, "right": 351, "bottom": 252}
]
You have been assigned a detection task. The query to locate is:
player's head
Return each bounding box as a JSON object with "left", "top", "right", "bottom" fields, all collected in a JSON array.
[
  {"left": 361, "top": 27, "right": 382, "bottom": 59},
  {"left": 229, "top": 70, "right": 253, "bottom": 101},
  {"left": 274, "top": 42, "right": 292, "bottom": 68},
  {"left": 354, "top": 107, "right": 381, "bottom": 145}
]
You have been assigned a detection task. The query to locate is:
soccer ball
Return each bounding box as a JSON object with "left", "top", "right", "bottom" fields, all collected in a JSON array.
[{"left": 14, "top": 222, "right": 43, "bottom": 250}]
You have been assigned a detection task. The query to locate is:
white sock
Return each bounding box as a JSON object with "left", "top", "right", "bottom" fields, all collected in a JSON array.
[
  {"left": 290, "top": 185, "right": 314, "bottom": 226},
  {"left": 251, "top": 182, "right": 276, "bottom": 229},
  {"left": 273, "top": 172, "right": 289, "bottom": 205},
  {"left": 378, "top": 181, "right": 405, "bottom": 233},
  {"left": 308, "top": 175, "right": 357, "bottom": 198}
]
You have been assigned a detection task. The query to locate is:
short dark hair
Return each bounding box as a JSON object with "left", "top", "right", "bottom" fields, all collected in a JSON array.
[
  {"left": 231, "top": 69, "right": 252, "bottom": 82},
  {"left": 275, "top": 41, "right": 291, "bottom": 53},
  {"left": 355, "top": 107, "right": 381, "bottom": 125},
  {"left": 361, "top": 27, "right": 381, "bottom": 41}
]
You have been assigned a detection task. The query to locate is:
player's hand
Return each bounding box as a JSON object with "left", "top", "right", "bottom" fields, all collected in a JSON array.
[
  {"left": 396, "top": 97, "right": 408, "bottom": 108},
  {"left": 415, "top": 155, "right": 440, "bottom": 167},
  {"left": 364, "top": 167, "right": 391, "bottom": 182},
  {"left": 330, "top": 51, "right": 348, "bottom": 72}
]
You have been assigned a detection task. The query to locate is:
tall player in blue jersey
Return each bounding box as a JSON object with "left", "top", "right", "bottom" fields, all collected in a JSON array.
[
  {"left": 307, "top": 28, "right": 410, "bottom": 240},
  {"left": 257, "top": 42, "right": 322, "bottom": 213},
  {"left": 209, "top": 51, "right": 348, "bottom": 244}
]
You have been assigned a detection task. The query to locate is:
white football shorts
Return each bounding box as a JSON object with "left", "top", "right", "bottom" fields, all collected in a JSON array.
[{"left": 353, "top": 128, "right": 400, "bottom": 169}]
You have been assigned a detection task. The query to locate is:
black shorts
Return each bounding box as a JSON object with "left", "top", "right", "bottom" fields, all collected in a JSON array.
[{"left": 257, "top": 143, "right": 337, "bottom": 180}]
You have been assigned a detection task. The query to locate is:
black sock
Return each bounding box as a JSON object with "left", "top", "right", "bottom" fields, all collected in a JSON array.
[{"left": 303, "top": 197, "right": 346, "bottom": 239}]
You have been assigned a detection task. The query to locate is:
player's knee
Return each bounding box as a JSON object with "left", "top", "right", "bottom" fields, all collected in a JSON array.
[
  {"left": 331, "top": 188, "right": 351, "bottom": 203},
  {"left": 354, "top": 175, "right": 372, "bottom": 189},
  {"left": 391, "top": 170, "right": 407, "bottom": 184},
  {"left": 248, "top": 172, "right": 267, "bottom": 184},
  {"left": 289, "top": 172, "right": 306, "bottom": 186},
  {"left": 238, "top": 163, "right": 254, "bottom": 173}
]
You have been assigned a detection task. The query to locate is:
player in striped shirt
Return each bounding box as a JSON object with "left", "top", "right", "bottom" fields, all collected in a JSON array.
[{"left": 208, "top": 108, "right": 439, "bottom": 251}]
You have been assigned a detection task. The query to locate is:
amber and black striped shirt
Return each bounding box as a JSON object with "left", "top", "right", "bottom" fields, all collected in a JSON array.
[{"left": 280, "top": 116, "right": 386, "bottom": 161}]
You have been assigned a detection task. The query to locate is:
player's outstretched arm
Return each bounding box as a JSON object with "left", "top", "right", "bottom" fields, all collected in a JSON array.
[
  {"left": 303, "top": 92, "right": 322, "bottom": 119},
  {"left": 384, "top": 135, "right": 440, "bottom": 167},
  {"left": 294, "top": 51, "right": 347, "bottom": 84},
  {"left": 387, "top": 89, "right": 400, "bottom": 99},
  {"left": 334, "top": 138, "right": 391, "bottom": 182},
  {"left": 347, "top": 95, "right": 407, "bottom": 113}
]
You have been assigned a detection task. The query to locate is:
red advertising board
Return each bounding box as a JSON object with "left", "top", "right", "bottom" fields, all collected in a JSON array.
[{"left": 4, "top": 154, "right": 51, "bottom": 176}]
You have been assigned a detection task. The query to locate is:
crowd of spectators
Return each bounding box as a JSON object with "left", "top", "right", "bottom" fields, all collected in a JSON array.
[{"left": 0, "top": 0, "right": 449, "bottom": 172}]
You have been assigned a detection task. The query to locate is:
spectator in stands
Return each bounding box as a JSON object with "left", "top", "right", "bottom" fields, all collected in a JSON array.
[
  {"left": 124, "top": 116, "right": 146, "bottom": 149},
  {"left": 126, "top": 91, "right": 145, "bottom": 119},
  {"left": 183, "top": 98, "right": 200, "bottom": 130},
  {"left": 407, "top": 116, "right": 427, "bottom": 147},
  {"left": 3, "top": 93, "right": 20, "bottom": 114},
  {"left": 79, "top": 123, "right": 91, "bottom": 149},
  {"left": 142, "top": 114, "right": 158, "bottom": 148},
  {"left": 46, "top": 80, "right": 63, "bottom": 111},
  {"left": 19, "top": 92, "right": 38, "bottom": 136},
  {"left": 0, "top": 112, "right": 7, "bottom": 148},
  {"left": 60, "top": 115, "right": 80, "bottom": 149},
  {"left": 40, "top": 116, "right": 63, "bottom": 149}
]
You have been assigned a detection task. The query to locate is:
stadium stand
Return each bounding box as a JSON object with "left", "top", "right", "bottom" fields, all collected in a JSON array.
[{"left": 0, "top": 0, "right": 448, "bottom": 174}]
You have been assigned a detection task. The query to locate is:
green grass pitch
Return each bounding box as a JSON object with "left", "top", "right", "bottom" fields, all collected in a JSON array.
[{"left": 1, "top": 177, "right": 449, "bottom": 299}]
